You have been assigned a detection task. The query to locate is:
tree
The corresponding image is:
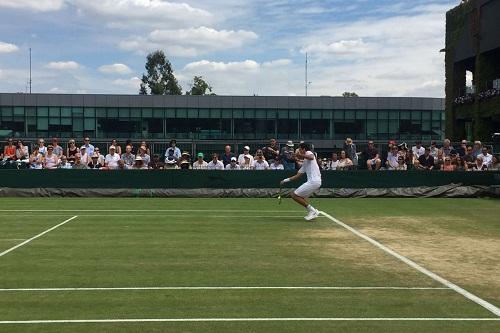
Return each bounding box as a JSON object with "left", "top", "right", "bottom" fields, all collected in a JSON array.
[
  {"left": 139, "top": 50, "right": 182, "bottom": 95},
  {"left": 186, "top": 76, "right": 215, "bottom": 96},
  {"left": 342, "top": 92, "right": 359, "bottom": 97}
]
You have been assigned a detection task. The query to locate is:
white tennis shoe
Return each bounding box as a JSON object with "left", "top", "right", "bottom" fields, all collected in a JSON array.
[{"left": 304, "top": 209, "right": 319, "bottom": 221}]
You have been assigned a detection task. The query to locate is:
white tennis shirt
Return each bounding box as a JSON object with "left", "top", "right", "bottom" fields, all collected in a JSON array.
[{"left": 298, "top": 151, "right": 322, "bottom": 183}]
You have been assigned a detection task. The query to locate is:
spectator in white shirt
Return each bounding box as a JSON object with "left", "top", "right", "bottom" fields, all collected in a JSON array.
[
  {"left": 386, "top": 146, "right": 399, "bottom": 170},
  {"left": 132, "top": 156, "right": 148, "bottom": 170},
  {"left": 104, "top": 146, "right": 120, "bottom": 169},
  {"left": 58, "top": 155, "right": 72, "bottom": 169},
  {"left": 38, "top": 138, "right": 47, "bottom": 156},
  {"left": 411, "top": 141, "right": 425, "bottom": 159},
  {"left": 138, "top": 145, "right": 151, "bottom": 166},
  {"left": 238, "top": 146, "right": 254, "bottom": 165},
  {"left": 253, "top": 152, "right": 269, "bottom": 170},
  {"left": 165, "top": 139, "right": 181, "bottom": 163},
  {"left": 193, "top": 153, "right": 208, "bottom": 170},
  {"left": 225, "top": 157, "right": 241, "bottom": 170},
  {"left": 270, "top": 158, "right": 284, "bottom": 170},
  {"left": 326, "top": 153, "right": 339, "bottom": 170},
  {"left": 81, "top": 137, "right": 95, "bottom": 157},
  {"left": 479, "top": 147, "right": 493, "bottom": 167},
  {"left": 43, "top": 145, "right": 59, "bottom": 169},
  {"left": 241, "top": 155, "right": 253, "bottom": 170},
  {"left": 207, "top": 153, "right": 224, "bottom": 170},
  {"left": 94, "top": 147, "right": 105, "bottom": 165}
]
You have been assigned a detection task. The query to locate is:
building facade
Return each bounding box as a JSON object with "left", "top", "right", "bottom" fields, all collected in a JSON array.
[
  {"left": 445, "top": 0, "right": 500, "bottom": 141},
  {"left": 0, "top": 93, "right": 444, "bottom": 148}
]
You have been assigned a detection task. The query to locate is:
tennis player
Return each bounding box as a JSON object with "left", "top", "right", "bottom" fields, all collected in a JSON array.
[{"left": 280, "top": 142, "right": 321, "bottom": 221}]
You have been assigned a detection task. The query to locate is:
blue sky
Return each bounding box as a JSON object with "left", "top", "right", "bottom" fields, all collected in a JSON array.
[{"left": 0, "top": 0, "right": 457, "bottom": 96}]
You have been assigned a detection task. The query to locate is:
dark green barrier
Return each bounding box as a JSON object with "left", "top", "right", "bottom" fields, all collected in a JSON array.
[{"left": 0, "top": 170, "right": 499, "bottom": 189}]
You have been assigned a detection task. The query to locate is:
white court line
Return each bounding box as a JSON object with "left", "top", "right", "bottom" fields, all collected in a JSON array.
[
  {"left": 2, "top": 215, "right": 312, "bottom": 219},
  {"left": 0, "top": 216, "right": 78, "bottom": 258},
  {"left": 0, "top": 286, "right": 449, "bottom": 292},
  {"left": 319, "top": 211, "right": 500, "bottom": 317},
  {"left": 1, "top": 318, "right": 499, "bottom": 324},
  {"left": 0, "top": 209, "right": 303, "bottom": 213}
]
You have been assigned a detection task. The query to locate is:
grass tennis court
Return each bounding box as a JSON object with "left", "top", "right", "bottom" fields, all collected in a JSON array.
[{"left": 0, "top": 197, "right": 499, "bottom": 332}]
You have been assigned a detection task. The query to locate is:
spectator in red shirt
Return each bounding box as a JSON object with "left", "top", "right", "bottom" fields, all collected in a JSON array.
[{"left": 3, "top": 138, "right": 16, "bottom": 160}]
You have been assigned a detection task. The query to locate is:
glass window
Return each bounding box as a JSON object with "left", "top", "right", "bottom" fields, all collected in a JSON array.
[
  {"left": 199, "top": 109, "right": 210, "bottom": 118},
  {"left": 49, "top": 117, "right": 60, "bottom": 125},
  {"left": 289, "top": 110, "right": 299, "bottom": 119},
  {"left": 37, "top": 107, "right": 48, "bottom": 117},
  {"left": 153, "top": 109, "right": 164, "bottom": 118},
  {"left": 73, "top": 118, "right": 83, "bottom": 131},
  {"left": 49, "top": 107, "right": 60, "bottom": 117},
  {"left": 422, "top": 111, "right": 431, "bottom": 120},
  {"left": 333, "top": 111, "right": 344, "bottom": 120},
  {"left": 83, "top": 108, "right": 95, "bottom": 117},
  {"left": 378, "top": 111, "right": 388, "bottom": 119},
  {"left": 221, "top": 109, "right": 232, "bottom": 119},
  {"left": 141, "top": 108, "right": 152, "bottom": 118},
  {"left": 277, "top": 110, "right": 288, "bottom": 119},
  {"left": 177, "top": 109, "right": 187, "bottom": 118},
  {"left": 366, "top": 111, "right": 377, "bottom": 120},
  {"left": 13, "top": 107, "right": 24, "bottom": 116},
  {"left": 61, "top": 107, "right": 72, "bottom": 117},
  {"left": 233, "top": 109, "right": 243, "bottom": 118},
  {"left": 301, "top": 120, "right": 330, "bottom": 139},
  {"left": 119, "top": 108, "right": 130, "bottom": 118},
  {"left": 26, "top": 107, "right": 36, "bottom": 117},
  {"left": 244, "top": 109, "right": 255, "bottom": 118},
  {"left": 400, "top": 111, "right": 411, "bottom": 120},
  {"left": 389, "top": 111, "right": 399, "bottom": 120},
  {"left": 355, "top": 110, "right": 366, "bottom": 119},
  {"left": 322, "top": 111, "right": 333, "bottom": 119},
  {"left": 94, "top": 108, "right": 104, "bottom": 116},
  {"left": 378, "top": 119, "right": 389, "bottom": 133},
  {"left": 389, "top": 120, "right": 399, "bottom": 134},
  {"left": 345, "top": 110, "right": 355, "bottom": 120},
  {"left": 188, "top": 109, "right": 198, "bottom": 118},
  {"left": 210, "top": 109, "right": 220, "bottom": 119},
  {"left": 84, "top": 118, "right": 95, "bottom": 130},
  {"left": 61, "top": 118, "right": 72, "bottom": 126},
  {"left": 1, "top": 106, "right": 13, "bottom": 117},
  {"left": 107, "top": 108, "right": 118, "bottom": 118},
  {"left": 311, "top": 110, "right": 322, "bottom": 119},
  {"left": 277, "top": 119, "right": 298, "bottom": 139},
  {"left": 266, "top": 110, "right": 276, "bottom": 119},
  {"left": 300, "top": 110, "right": 311, "bottom": 119},
  {"left": 255, "top": 109, "right": 266, "bottom": 118},
  {"left": 366, "top": 120, "right": 377, "bottom": 138},
  {"left": 411, "top": 111, "right": 421, "bottom": 120},
  {"left": 37, "top": 117, "right": 49, "bottom": 130}
]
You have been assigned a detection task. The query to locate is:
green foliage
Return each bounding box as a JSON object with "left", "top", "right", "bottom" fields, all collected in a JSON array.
[
  {"left": 342, "top": 92, "right": 359, "bottom": 97},
  {"left": 186, "top": 76, "right": 216, "bottom": 96},
  {"left": 139, "top": 50, "right": 182, "bottom": 95}
]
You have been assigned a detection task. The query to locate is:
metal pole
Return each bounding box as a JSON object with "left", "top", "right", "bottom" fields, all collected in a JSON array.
[
  {"left": 29, "top": 48, "right": 32, "bottom": 94},
  {"left": 305, "top": 53, "right": 308, "bottom": 96}
]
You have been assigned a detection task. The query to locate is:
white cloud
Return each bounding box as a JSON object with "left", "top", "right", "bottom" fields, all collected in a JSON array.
[
  {"left": 112, "top": 77, "right": 141, "bottom": 89},
  {"left": 120, "top": 26, "right": 258, "bottom": 57},
  {"left": 45, "top": 61, "right": 80, "bottom": 70},
  {"left": 99, "top": 63, "right": 132, "bottom": 75},
  {"left": 0, "top": 0, "right": 64, "bottom": 12},
  {"left": 73, "top": 0, "right": 213, "bottom": 29},
  {"left": 0, "top": 41, "right": 19, "bottom": 53},
  {"left": 301, "top": 39, "right": 369, "bottom": 56}
]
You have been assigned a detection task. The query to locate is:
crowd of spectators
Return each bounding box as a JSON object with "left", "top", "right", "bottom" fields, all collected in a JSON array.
[
  {"left": 1, "top": 137, "right": 499, "bottom": 172},
  {"left": 454, "top": 87, "right": 500, "bottom": 105}
]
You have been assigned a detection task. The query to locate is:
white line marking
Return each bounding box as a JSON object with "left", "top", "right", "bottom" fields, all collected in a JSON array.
[
  {"left": 0, "top": 216, "right": 78, "bottom": 258},
  {"left": 0, "top": 209, "right": 303, "bottom": 213},
  {"left": 1, "top": 318, "right": 499, "bottom": 324},
  {"left": 0, "top": 286, "right": 449, "bottom": 292},
  {"left": 0, "top": 239, "right": 26, "bottom": 241},
  {"left": 319, "top": 211, "right": 500, "bottom": 317},
  {"left": 1, "top": 215, "right": 312, "bottom": 219}
]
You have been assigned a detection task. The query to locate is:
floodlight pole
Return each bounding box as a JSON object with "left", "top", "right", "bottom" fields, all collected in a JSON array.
[
  {"left": 29, "top": 48, "right": 32, "bottom": 94},
  {"left": 305, "top": 52, "right": 308, "bottom": 96}
]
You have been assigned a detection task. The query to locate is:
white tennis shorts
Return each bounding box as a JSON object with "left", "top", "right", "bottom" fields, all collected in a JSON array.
[{"left": 294, "top": 181, "right": 321, "bottom": 198}]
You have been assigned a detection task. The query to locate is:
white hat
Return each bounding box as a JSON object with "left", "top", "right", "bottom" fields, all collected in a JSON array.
[
  {"left": 286, "top": 140, "right": 294, "bottom": 147},
  {"left": 231, "top": 157, "right": 237, "bottom": 162},
  {"left": 244, "top": 154, "right": 251, "bottom": 159},
  {"left": 243, "top": 146, "right": 250, "bottom": 151},
  {"left": 135, "top": 156, "right": 143, "bottom": 161},
  {"left": 109, "top": 145, "right": 116, "bottom": 150}
]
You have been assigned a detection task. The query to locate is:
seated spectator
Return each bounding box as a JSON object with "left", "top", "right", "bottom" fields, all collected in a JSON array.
[
  {"left": 395, "top": 155, "right": 407, "bottom": 170},
  {"left": 429, "top": 141, "right": 438, "bottom": 160},
  {"left": 442, "top": 139, "right": 454, "bottom": 157},
  {"left": 221, "top": 145, "right": 235, "bottom": 167},
  {"left": 385, "top": 146, "right": 399, "bottom": 170},
  {"left": 238, "top": 146, "right": 254, "bottom": 165},
  {"left": 270, "top": 157, "right": 284, "bottom": 170},
  {"left": 241, "top": 155, "right": 253, "bottom": 170},
  {"left": 111, "top": 139, "right": 122, "bottom": 155},
  {"left": 132, "top": 156, "right": 148, "bottom": 170},
  {"left": 94, "top": 147, "right": 105, "bottom": 165},
  {"left": 320, "top": 158, "right": 328, "bottom": 170},
  {"left": 207, "top": 153, "right": 224, "bottom": 170},
  {"left": 364, "top": 141, "right": 381, "bottom": 170},
  {"left": 179, "top": 152, "right": 191, "bottom": 170},
  {"left": 43, "top": 145, "right": 59, "bottom": 169},
  {"left": 457, "top": 140, "right": 467, "bottom": 156},
  {"left": 88, "top": 153, "right": 103, "bottom": 169},
  {"left": 280, "top": 141, "right": 296, "bottom": 170},
  {"left": 51, "top": 137, "right": 63, "bottom": 157},
  {"left": 121, "top": 145, "right": 135, "bottom": 168},
  {"left": 58, "top": 155, "right": 72, "bottom": 169},
  {"left": 38, "top": 138, "right": 47, "bottom": 156},
  {"left": 15, "top": 140, "right": 29, "bottom": 161},
  {"left": 417, "top": 148, "right": 435, "bottom": 170},
  {"left": 225, "top": 157, "right": 241, "bottom": 170},
  {"left": 263, "top": 138, "right": 280, "bottom": 163},
  {"left": 140, "top": 140, "right": 150, "bottom": 156},
  {"left": 72, "top": 153, "right": 88, "bottom": 169},
  {"left": 253, "top": 151, "right": 269, "bottom": 170},
  {"left": 125, "top": 139, "right": 137, "bottom": 155},
  {"left": 29, "top": 146, "right": 43, "bottom": 169},
  {"left": 337, "top": 150, "right": 353, "bottom": 170},
  {"left": 472, "top": 156, "right": 487, "bottom": 171},
  {"left": 471, "top": 141, "right": 482, "bottom": 159},
  {"left": 164, "top": 139, "right": 181, "bottom": 163},
  {"left": 434, "top": 149, "right": 445, "bottom": 170},
  {"left": 81, "top": 137, "right": 95, "bottom": 156},
  {"left": 66, "top": 139, "right": 79, "bottom": 163},
  {"left": 138, "top": 145, "right": 151, "bottom": 166},
  {"left": 326, "top": 153, "right": 339, "bottom": 170},
  {"left": 193, "top": 153, "right": 208, "bottom": 170},
  {"left": 489, "top": 155, "right": 500, "bottom": 171},
  {"left": 344, "top": 138, "right": 358, "bottom": 168},
  {"left": 104, "top": 146, "right": 120, "bottom": 169},
  {"left": 411, "top": 141, "right": 425, "bottom": 159},
  {"left": 117, "top": 159, "right": 127, "bottom": 170},
  {"left": 454, "top": 156, "right": 468, "bottom": 171},
  {"left": 149, "top": 154, "right": 165, "bottom": 170},
  {"left": 478, "top": 147, "right": 493, "bottom": 167},
  {"left": 80, "top": 147, "right": 89, "bottom": 165},
  {"left": 441, "top": 157, "right": 455, "bottom": 171},
  {"left": 3, "top": 138, "right": 16, "bottom": 160},
  {"left": 463, "top": 146, "right": 474, "bottom": 168}
]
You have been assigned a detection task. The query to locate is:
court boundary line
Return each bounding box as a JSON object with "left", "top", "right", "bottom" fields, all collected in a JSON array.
[
  {"left": 0, "top": 318, "right": 499, "bottom": 324},
  {"left": 319, "top": 211, "right": 500, "bottom": 317},
  {"left": 0, "top": 216, "right": 78, "bottom": 258},
  {"left": 0, "top": 209, "right": 303, "bottom": 213},
  {"left": 0, "top": 286, "right": 450, "bottom": 292}
]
